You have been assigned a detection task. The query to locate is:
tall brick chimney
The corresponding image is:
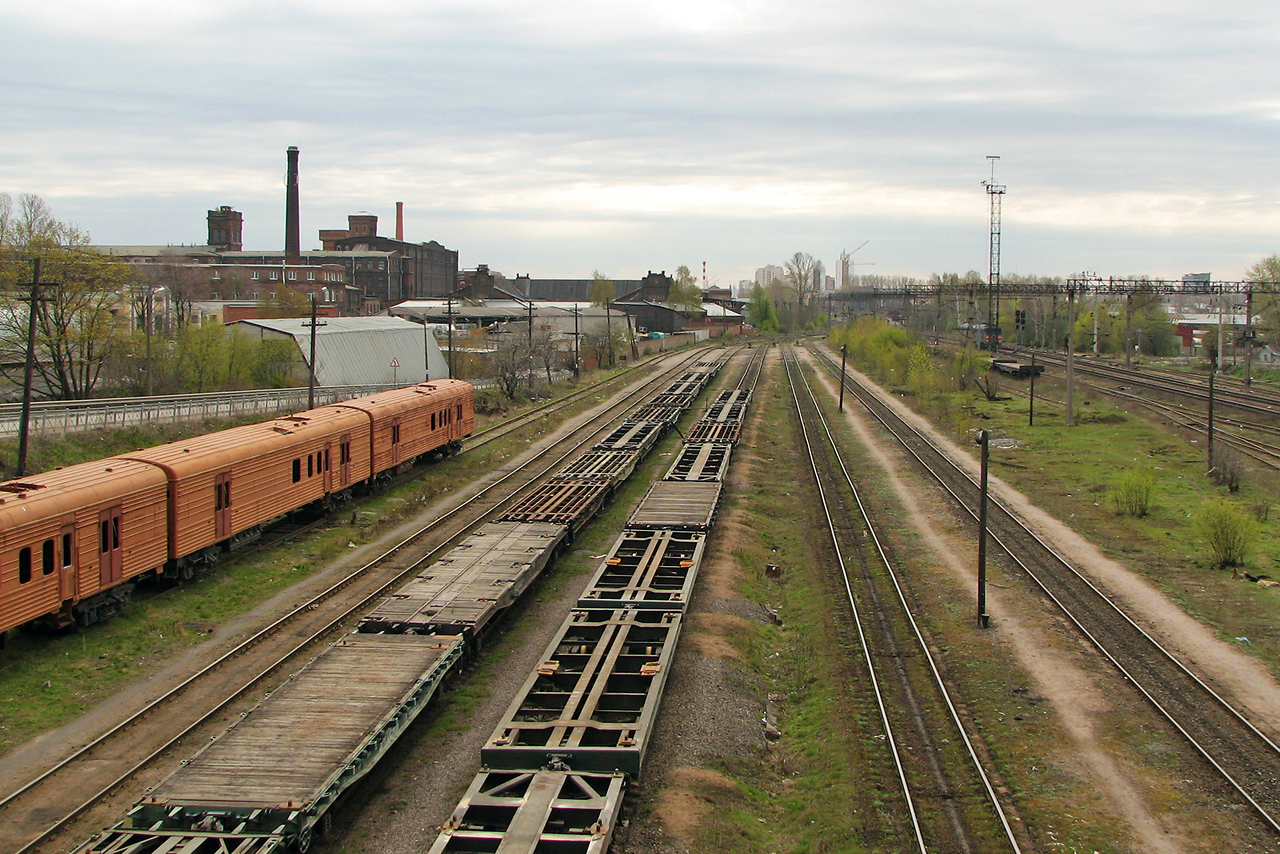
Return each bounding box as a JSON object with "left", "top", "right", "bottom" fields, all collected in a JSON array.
[
  {"left": 285, "top": 146, "right": 301, "bottom": 264},
  {"left": 396, "top": 201, "right": 404, "bottom": 242}
]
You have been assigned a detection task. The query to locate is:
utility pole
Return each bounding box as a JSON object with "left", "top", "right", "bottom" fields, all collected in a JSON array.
[
  {"left": 982, "top": 156, "right": 1006, "bottom": 351},
  {"left": 573, "top": 305, "right": 580, "bottom": 379},
  {"left": 446, "top": 292, "right": 455, "bottom": 378},
  {"left": 977, "top": 429, "right": 991, "bottom": 629},
  {"left": 304, "top": 297, "right": 326, "bottom": 409},
  {"left": 1066, "top": 285, "right": 1076, "bottom": 427},
  {"left": 17, "top": 259, "right": 54, "bottom": 478}
]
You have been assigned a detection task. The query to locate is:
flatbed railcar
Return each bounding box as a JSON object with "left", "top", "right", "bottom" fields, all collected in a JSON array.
[
  {"left": 359, "top": 521, "right": 568, "bottom": 636},
  {"left": 0, "top": 380, "right": 473, "bottom": 640},
  {"left": 990, "top": 357, "right": 1044, "bottom": 379},
  {"left": 82, "top": 634, "right": 463, "bottom": 854}
]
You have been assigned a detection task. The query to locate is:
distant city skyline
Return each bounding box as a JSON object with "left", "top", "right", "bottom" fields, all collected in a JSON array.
[{"left": 4, "top": 1, "right": 1279, "bottom": 289}]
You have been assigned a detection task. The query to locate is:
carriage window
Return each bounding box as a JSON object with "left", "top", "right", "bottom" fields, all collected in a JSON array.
[
  {"left": 457, "top": 403, "right": 462, "bottom": 420},
  {"left": 19, "top": 547, "right": 32, "bottom": 583},
  {"left": 431, "top": 413, "right": 436, "bottom": 430},
  {"left": 42, "top": 539, "right": 54, "bottom": 575},
  {"left": 101, "top": 520, "right": 110, "bottom": 553},
  {"left": 324, "top": 449, "right": 330, "bottom": 471},
  {"left": 392, "top": 424, "right": 401, "bottom": 444},
  {"left": 293, "top": 459, "right": 301, "bottom": 482},
  {"left": 112, "top": 517, "right": 120, "bottom": 550},
  {"left": 307, "top": 455, "right": 313, "bottom": 477},
  {"left": 63, "top": 533, "right": 72, "bottom": 568}
]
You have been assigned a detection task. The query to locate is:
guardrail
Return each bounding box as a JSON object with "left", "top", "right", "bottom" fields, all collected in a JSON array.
[{"left": 0, "top": 385, "right": 403, "bottom": 438}]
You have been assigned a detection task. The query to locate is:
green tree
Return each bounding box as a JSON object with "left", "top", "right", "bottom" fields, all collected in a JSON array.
[
  {"left": 0, "top": 193, "right": 132, "bottom": 400},
  {"left": 747, "top": 285, "right": 779, "bottom": 332},
  {"left": 669, "top": 265, "right": 703, "bottom": 314},
  {"left": 591, "top": 270, "right": 616, "bottom": 367},
  {"left": 1195, "top": 499, "right": 1258, "bottom": 575}
]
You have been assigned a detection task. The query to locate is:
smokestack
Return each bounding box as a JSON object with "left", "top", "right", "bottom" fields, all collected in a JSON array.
[
  {"left": 396, "top": 201, "right": 404, "bottom": 242},
  {"left": 285, "top": 146, "right": 301, "bottom": 264}
]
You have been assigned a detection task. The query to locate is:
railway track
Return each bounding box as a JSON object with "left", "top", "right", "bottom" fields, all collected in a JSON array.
[
  {"left": 1018, "top": 349, "right": 1280, "bottom": 422},
  {"left": 782, "top": 344, "right": 1022, "bottom": 853},
  {"left": 0, "top": 348, "right": 716, "bottom": 854},
  {"left": 994, "top": 355, "right": 1280, "bottom": 471},
  {"left": 809, "top": 342, "right": 1280, "bottom": 839}
]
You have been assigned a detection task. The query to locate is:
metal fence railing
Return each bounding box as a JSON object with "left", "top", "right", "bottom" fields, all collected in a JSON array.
[{"left": 0, "top": 385, "right": 405, "bottom": 439}]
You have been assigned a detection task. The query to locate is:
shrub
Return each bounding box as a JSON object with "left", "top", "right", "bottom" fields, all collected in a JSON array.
[
  {"left": 1194, "top": 499, "right": 1258, "bottom": 574},
  {"left": 1109, "top": 469, "right": 1157, "bottom": 517},
  {"left": 1208, "top": 449, "right": 1244, "bottom": 492}
]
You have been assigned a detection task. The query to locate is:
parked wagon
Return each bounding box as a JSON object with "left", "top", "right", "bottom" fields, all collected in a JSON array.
[{"left": 990, "top": 358, "right": 1044, "bottom": 379}]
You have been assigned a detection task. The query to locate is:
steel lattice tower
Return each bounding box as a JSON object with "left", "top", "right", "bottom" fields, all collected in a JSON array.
[{"left": 982, "top": 156, "right": 1005, "bottom": 348}]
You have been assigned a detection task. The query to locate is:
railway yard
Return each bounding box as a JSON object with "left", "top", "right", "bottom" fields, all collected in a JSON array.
[{"left": 4, "top": 341, "right": 1280, "bottom": 853}]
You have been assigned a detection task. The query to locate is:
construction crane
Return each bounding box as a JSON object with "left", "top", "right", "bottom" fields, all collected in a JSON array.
[{"left": 840, "top": 241, "right": 875, "bottom": 288}]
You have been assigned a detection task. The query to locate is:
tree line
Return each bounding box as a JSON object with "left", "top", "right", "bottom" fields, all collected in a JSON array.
[{"left": 0, "top": 193, "right": 301, "bottom": 401}]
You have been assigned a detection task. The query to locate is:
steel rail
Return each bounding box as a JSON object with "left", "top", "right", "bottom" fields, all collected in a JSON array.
[
  {"left": 780, "top": 346, "right": 928, "bottom": 854},
  {"left": 810, "top": 343, "right": 1280, "bottom": 835},
  {"left": 4, "top": 348, "right": 715, "bottom": 854},
  {"left": 790, "top": 345, "right": 1023, "bottom": 852}
]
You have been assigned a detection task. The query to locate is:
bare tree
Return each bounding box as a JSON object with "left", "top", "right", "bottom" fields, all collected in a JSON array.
[
  {"left": 591, "top": 270, "right": 616, "bottom": 367},
  {"left": 0, "top": 194, "right": 132, "bottom": 400},
  {"left": 784, "top": 252, "right": 820, "bottom": 308}
]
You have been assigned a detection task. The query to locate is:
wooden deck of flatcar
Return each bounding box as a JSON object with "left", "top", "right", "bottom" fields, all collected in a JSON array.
[
  {"left": 624, "top": 403, "right": 684, "bottom": 427},
  {"left": 593, "top": 419, "right": 665, "bottom": 453},
  {"left": 360, "top": 522, "right": 568, "bottom": 635},
  {"left": 499, "top": 478, "right": 614, "bottom": 530},
  {"left": 683, "top": 419, "right": 741, "bottom": 444},
  {"left": 133, "top": 634, "right": 463, "bottom": 844},
  {"left": 627, "top": 481, "right": 722, "bottom": 531},
  {"left": 664, "top": 442, "right": 733, "bottom": 482},
  {"left": 481, "top": 608, "right": 681, "bottom": 775},
  {"left": 558, "top": 448, "right": 641, "bottom": 482}
]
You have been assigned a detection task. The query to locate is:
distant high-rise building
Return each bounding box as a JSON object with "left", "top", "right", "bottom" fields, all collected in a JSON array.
[{"left": 754, "top": 264, "right": 785, "bottom": 289}]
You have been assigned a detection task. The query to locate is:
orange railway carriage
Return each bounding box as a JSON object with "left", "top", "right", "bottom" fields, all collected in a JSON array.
[
  {"left": 332, "top": 379, "right": 474, "bottom": 475},
  {"left": 123, "top": 406, "right": 371, "bottom": 569},
  {"left": 0, "top": 459, "right": 169, "bottom": 634}
]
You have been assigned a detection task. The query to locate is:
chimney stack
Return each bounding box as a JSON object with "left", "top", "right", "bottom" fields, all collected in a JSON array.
[
  {"left": 396, "top": 201, "right": 404, "bottom": 242},
  {"left": 285, "top": 146, "right": 301, "bottom": 264}
]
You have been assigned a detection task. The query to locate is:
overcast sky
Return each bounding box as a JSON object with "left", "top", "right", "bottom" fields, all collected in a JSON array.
[{"left": 4, "top": 0, "right": 1279, "bottom": 288}]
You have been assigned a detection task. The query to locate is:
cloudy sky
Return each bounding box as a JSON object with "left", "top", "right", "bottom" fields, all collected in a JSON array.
[{"left": 4, "top": 0, "right": 1279, "bottom": 288}]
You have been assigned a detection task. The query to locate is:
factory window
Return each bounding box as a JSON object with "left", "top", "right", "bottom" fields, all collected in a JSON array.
[
  {"left": 211, "top": 292, "right": 220, "bottom": 300},
  {"left": 18, "top": 547, "right": 32, "bottom": 583},
  {"left": 212, "top": 270, "right": 221, "bottom": 280},
  {"left": 43, "top": 539, "right": 54, "bottom": 575},
  {"left": 292, "top": 459, "right": 301, "bottom": 483},
  {"left": 307, "top": 270, "right": 315, "bottom": 281},
  {"left": 288, "top": 271, "right": 296, "bottom": 281},
  {"left": 251, "top": 271, "right": 259, "bottom": 280},
  {"left": 269, "top": 271, "right": 278, "bottom": 281}
]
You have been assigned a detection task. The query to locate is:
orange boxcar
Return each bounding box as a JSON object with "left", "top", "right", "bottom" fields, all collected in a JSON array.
[
  {"left": 0, "top": 459, "right": 169, "bottom": 634},
  {"left": 123, "top": 406, "right": 371, "bottom": 569},
  {"left": 333, "top": 380, "right": 475, "bottom": 477}
]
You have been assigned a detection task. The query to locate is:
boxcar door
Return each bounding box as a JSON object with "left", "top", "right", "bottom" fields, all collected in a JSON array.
[
  {"left": 323, "top": 443, "right": 333, "bottom": 493},
  {"left": 214, "top": 472, "right": 232, "bottom": 540},
  {"left": 59, "top": 524, "right": 76, "bottom": 601},
  {"left": 339, "top": 434, "right": 351, "bottom": 487},
  {"left": 390, "top": 418, "right": 402, "bottom": 466},
  {"left": 98, "top": 507, "right": 123, "bottom": 586}
]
